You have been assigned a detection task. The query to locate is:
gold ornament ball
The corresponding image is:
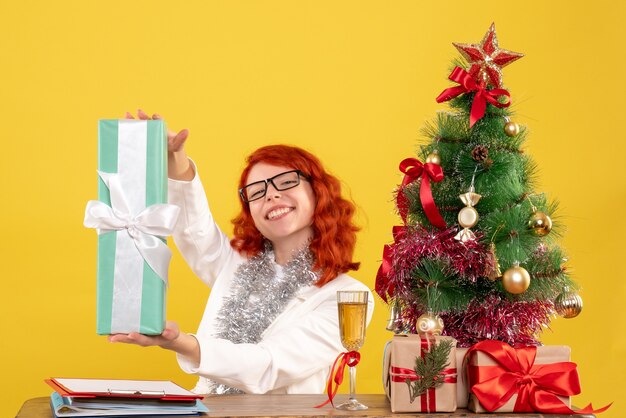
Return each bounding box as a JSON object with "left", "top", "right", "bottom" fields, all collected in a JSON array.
[
  {"left": 426, "top": 151, "right": 441, "bottom": 166},
  {"left": 528, "top": 211, "right": 553, "bottom": 236},
  {"left": 416, "top": 312, "right": 444, "bottom": 335},
  {"left": 555, "top": 292, "right": 583, "bottom": 318},
  {"left": 504, "top": 121, "right": 520, "bottom": 137},
  {"left": 502, "top": 265, "right": 531, "bottom": 294}
]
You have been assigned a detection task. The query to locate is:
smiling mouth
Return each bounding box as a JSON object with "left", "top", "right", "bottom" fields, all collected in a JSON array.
[{"left": 267, "top": 207, "right": 295, "bottom": 220}]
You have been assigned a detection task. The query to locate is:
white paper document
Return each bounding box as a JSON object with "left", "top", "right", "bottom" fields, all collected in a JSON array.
[{"left": 53, "top": 378, "right": 196, "bottom": 397}]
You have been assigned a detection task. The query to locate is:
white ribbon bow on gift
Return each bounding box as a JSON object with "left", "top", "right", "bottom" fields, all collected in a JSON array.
[{"left": 83, "top": 171, "right": 180, "bottom": 284}]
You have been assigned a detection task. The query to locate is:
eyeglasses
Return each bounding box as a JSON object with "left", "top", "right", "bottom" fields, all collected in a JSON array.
[{"left": 239, "top": 170, "right": 309, "bottom": 203}]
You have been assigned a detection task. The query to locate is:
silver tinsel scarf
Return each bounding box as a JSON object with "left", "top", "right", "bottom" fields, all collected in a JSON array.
[{"left": 207, "top": 243, "right": 319, "bottom": 394}]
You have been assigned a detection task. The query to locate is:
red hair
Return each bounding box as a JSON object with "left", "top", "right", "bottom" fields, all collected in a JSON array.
[{"left": 231, "top": 145, "right": 360, "bottom": 286}]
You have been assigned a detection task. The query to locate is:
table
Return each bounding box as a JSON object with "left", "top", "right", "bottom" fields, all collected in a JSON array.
[{"left": 16, "top": 394, "right": 595, "bottom": 417}]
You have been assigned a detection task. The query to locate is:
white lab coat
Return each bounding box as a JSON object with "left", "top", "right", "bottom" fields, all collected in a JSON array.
[{"left": 168, "top": 168, "right": 374, "bottom": 394}]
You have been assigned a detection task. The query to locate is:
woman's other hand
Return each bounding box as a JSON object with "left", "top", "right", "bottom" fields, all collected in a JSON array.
[
  {"left": 107, "top": 320, "right": 181, "bottom": 348},
  {"left": 108, "top": 320, "right": 201, "bottom": 364}
]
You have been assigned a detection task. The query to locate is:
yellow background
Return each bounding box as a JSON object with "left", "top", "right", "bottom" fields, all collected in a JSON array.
[{"left": 1, "top": 1, "right": 624, "bottom": 416}]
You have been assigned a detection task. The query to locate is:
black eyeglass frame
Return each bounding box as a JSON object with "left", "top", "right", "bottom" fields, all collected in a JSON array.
[{"left": 239, "top": 169, "right": 310, "bottom": 203}]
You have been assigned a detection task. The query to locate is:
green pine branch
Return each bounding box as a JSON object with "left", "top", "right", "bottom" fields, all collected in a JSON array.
[
  {"left": 406, "top": 339, "right": 454, "bottom": 403},
  {"left": 409, "top": 259, "right": 474, "bottom": 312}
]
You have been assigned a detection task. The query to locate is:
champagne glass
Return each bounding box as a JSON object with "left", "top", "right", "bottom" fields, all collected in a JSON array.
[{"left": 336, "top": 290, "right": 368, "bottom": 411}]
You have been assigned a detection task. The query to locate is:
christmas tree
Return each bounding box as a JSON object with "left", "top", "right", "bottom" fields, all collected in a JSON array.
[{"left": 376, "top": 23, "right": 583, "bottom": 347}]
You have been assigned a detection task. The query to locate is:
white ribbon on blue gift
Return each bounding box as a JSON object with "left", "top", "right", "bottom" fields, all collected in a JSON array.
[{"left": 84, "top": 171, "right": 180, "bottom": 284}]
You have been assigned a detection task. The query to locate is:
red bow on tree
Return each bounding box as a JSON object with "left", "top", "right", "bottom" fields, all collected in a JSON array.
[
  {"left": 378, "top": 158, "right": 446, "bottom": 302},
  {"left": 396, "top": 158, "right": 446, "bottom": 229},
  {"left": 466, "top": 340, "right": 611, "bottom": 414},
  {"left": 436, "top": 66, "right": 511, "bottom": 127},
  {"left": 375, "top": 225, "right": 406, "bottom": 302}
]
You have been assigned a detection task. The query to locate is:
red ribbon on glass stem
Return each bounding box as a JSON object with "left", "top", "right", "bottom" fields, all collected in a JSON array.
[
  {"left": 315, "top": 351, "right": 360, "bottom": 408},
  {"left": 436, "top": 66, "right": 511, "bottom": 127},
  {"left": 466, "top": 340, "right": 611, "bottom": 414},
  {"left": 397, "top": 158, "right": 446, "bottom": 229}
]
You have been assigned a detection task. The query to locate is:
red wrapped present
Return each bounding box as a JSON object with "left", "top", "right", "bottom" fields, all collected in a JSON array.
[
  {"left": 466, "top": 340, "right": 611, "bottom": 414},
  {"left": 383, "top": 334, "right": 457, "bottom": 413}
]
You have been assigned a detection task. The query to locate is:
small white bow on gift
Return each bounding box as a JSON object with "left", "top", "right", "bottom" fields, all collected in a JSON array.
[{"left": 83, "top": 171, "right": 180, "bottom": 284}]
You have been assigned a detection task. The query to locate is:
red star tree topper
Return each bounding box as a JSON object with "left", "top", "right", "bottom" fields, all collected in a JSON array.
[{"left": 453, "top": 23, "right": 524, "bottom": 88}]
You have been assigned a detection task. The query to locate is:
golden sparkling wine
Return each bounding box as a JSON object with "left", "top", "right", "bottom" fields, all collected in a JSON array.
[
  {"left": 335, "top": 290, "right": 368, "bottom": 411},
  {"left": 338, "top": 301, "right": 367, "bottom": 351}
]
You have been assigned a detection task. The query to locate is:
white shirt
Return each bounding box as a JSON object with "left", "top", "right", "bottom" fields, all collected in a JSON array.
[{"left": 168, "top": 166, "right": 374, "bottom": 394}]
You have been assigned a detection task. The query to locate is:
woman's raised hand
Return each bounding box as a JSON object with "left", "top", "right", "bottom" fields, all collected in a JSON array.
[
  {"left": 125, "top": 109, "right": 189, "bottom": 153},
  {"left": 125, "top": 109, "right": 194, "bottom": 181}
]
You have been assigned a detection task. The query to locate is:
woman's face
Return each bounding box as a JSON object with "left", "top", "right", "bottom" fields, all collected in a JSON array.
[{"left": 245, "top": 162, "right": 316, "bottom": 251}]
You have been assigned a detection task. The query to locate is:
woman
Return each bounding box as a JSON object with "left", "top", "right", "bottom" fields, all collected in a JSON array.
[{"left": 109, "top": 110, "right": 374, "bottom": 395}]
